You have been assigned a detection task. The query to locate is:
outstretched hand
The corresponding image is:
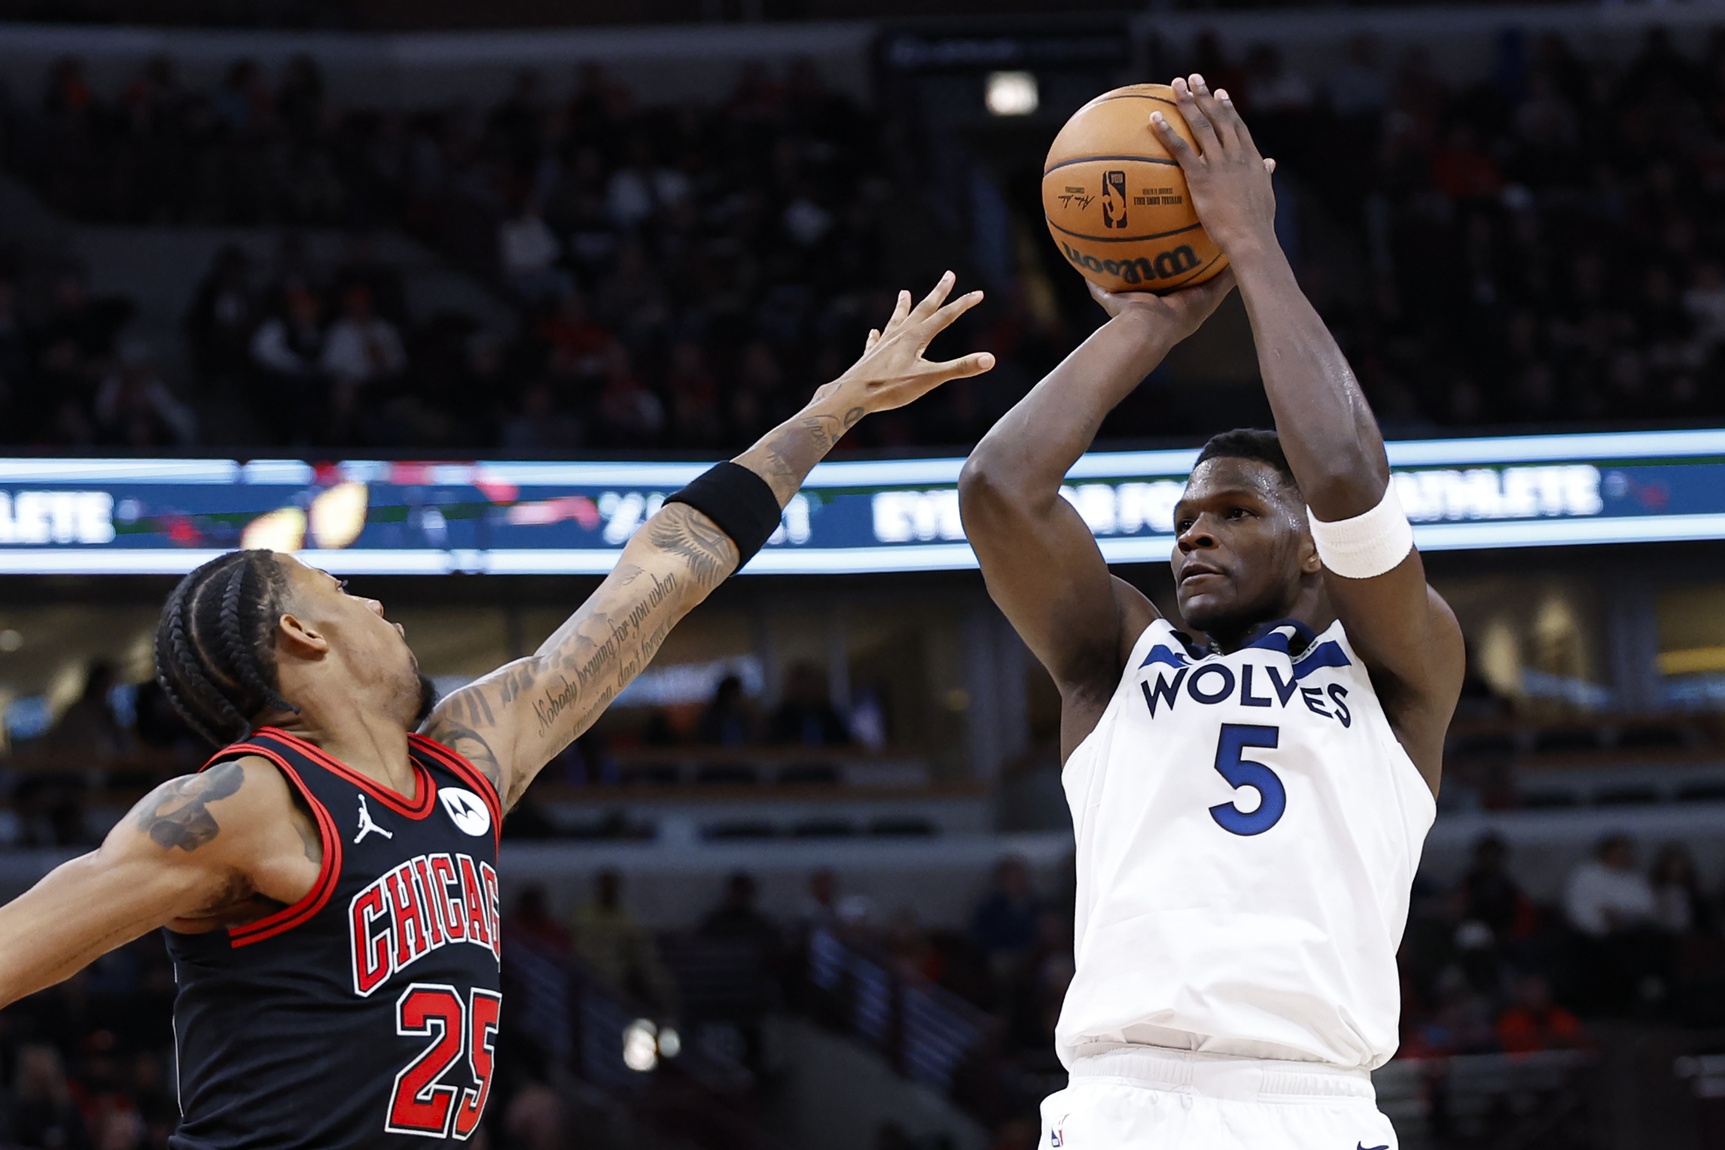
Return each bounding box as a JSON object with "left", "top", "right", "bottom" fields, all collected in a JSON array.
[
  {"left": 1087, "top": 268, "right": 1237, "bottom": 342},
  {"left": 836, "top": 271, "right": 996, "bottom": 415},
  {"left": 1150, "top": 74, "right": 1280, "bottom": 256}
]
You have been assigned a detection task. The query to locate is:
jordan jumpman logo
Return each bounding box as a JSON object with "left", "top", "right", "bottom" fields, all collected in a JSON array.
[{"left": 354, "top": 794, "right": 393, "bottom": 844}]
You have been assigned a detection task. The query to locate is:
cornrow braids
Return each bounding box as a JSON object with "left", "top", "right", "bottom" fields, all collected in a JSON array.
[{"left": 153, "top": 550, "right": 300, "bottom": 748}]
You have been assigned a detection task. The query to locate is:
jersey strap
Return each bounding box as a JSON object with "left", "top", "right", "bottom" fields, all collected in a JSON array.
[
  {"left": 407, "top": 732, "right": 504, "bottom": 835},
  {"left": 200, "top": 732, "right": 344, "bottom": 948}
]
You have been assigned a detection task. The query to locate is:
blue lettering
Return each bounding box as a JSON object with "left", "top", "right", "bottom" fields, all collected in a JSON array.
[
  {"left": 1265, "top": 665, "right": 1300, "bottom": 706},
  {"left": 1328, "top": 684, "right": 1351, "bottom": 727},
  {"left": 1240, "top": 665, "right": 1272, "bottom": 708},
  {"left": 1141, "top": 668, "right": 1187, "bottom": 716},
  {"left": 1187, "top": 665, "right": 1235, "bottom": 705},
  {"left": 1300, "top": 686, "right": 1331, "bottom": 718}
]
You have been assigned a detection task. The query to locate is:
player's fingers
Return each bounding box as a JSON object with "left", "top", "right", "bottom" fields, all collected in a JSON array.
[
  {"left": 865, "top": 327, "right": 881, "bottom": 350},
  {"left": 911, "top": 270, "right": 957, "bottom": 319},
  {"left": 1214, "top": 87, "right": 1258, "bottom": 153},
  {"left": 885, "top": 289, "right": 912, "bottom": 330},
  {"left": 1264, "top": 157, "right": 1277, "bottom": 175},
  {"left": 1188, "top": 74, "right": 1237, "bottom": 150},
  {"left": 924, "top": 351, "right": 996, "bottom": 382},
  {"left": 1170, "top": 76, "right": 1220, "bottom": 156},
  {"left": 924, "top": 288, "right": 985, "bottom": 337},
  {"left": 1150, "top": 112, "right": 1199, "bottom": 169}
]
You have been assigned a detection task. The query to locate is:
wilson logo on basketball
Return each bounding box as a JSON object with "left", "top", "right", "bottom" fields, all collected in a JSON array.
[
  {"left": 349, "top": 851, "right": 502, "bottom": 997},
  {"left": 1058, "top": 241, "right": 1199, "bottom": 287}
]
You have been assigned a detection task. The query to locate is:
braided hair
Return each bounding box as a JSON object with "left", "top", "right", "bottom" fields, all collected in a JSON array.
[{"left": 153, "top": 549, "right": 301, "bottom": 747}]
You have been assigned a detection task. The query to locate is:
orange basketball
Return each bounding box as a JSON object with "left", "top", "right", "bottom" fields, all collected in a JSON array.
[{"left": 1042, "top": 84, "right": 1227, "bottom": 294}]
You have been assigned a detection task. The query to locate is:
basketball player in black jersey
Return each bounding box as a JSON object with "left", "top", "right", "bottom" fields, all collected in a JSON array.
[{"left": 0, "top": 274, "right": 993, "bottom": 1149}]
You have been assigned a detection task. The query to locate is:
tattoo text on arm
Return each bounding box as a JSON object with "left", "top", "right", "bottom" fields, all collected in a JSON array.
[{"left": 135, "top": 761, "right": 245, "bottom": 852}]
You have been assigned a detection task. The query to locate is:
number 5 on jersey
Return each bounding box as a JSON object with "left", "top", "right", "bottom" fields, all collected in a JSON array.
[
  {"left": 1209, "top": 723, "right": 1285, "bottom": 836},
  {"left": 387, "top": 983, "right": 501, "bottom": 1140}
]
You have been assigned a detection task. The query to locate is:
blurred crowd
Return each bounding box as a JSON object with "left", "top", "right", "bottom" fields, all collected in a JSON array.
[
  {"left": 0, "top": 55, "right": 959, "bottom": 452},
  {"left": 1141, "top": 27, "right": 1725, "bottom": 432},
  {"left": 9, "top": 28, "right": 1725, "bottom": 453},
  {"left": 1400, "top": 832, "right": 1725, "bottom": 1063}
]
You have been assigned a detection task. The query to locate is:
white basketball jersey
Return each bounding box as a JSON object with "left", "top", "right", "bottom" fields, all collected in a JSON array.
[{"left": 1055, "top": 616, "right": 1436, "bottom": 1071}]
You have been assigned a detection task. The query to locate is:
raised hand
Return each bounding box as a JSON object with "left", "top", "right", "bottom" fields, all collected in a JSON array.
[
  {"left": 834, "top": 271, "right": 996, "bottom": 415},
  {"left": 1149, "top": 75, "right": 1280, "bottom": 257},
  {"left": 1088, "top": 268, "right": 1238, "bottom": 342}
]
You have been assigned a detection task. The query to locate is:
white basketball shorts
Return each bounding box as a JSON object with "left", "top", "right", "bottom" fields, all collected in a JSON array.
[{"left": 1039, "top": 1045, "right": 1399, "bottom": 1150}]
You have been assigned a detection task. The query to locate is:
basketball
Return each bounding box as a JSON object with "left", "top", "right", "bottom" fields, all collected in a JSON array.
[{"left": 1042, "top": 83, "right": 1228, "bottom": 294}]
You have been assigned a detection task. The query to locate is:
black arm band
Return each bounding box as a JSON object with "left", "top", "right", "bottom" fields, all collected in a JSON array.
[{"left": 664, "top": 461, "right": 782, "bottom": 567}]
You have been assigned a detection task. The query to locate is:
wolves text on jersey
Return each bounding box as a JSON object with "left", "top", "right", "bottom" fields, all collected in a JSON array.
[
  {"left": 349, "top": 852, "right": 502, "bottom": 997},
  {"left": 1139, "top": 661, "right": 1351, "bottom": 728}
]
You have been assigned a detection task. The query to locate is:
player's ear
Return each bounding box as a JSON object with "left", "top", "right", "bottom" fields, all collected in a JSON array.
[
  {"left": 277, "top": 612, "right": 329, "bottom": 657},
  {"left": 1293, "top": 507, "right": 1322, "bottom": 575}
]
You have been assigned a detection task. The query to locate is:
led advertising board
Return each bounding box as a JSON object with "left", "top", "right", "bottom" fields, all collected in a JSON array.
[{"left": 0, "top": 429, "right": 1721, "bottom": 576}]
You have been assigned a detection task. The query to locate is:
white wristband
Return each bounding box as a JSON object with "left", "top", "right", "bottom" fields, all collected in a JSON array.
[{"left": 1308, "top": 482, "right": 1414, "bottom": 579}]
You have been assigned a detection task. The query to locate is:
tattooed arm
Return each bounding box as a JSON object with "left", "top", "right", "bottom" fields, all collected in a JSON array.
[
  {"left": 0, "top": 758, "right": 324, "bottom": 1007},
  {"left": 423, "top": 272, "right": 996, "bottom": 809}
]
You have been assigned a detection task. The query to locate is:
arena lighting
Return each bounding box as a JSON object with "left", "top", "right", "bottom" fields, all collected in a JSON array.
[
  {"left": 7, "top": 429, "right": 1725, "bottom": 575},
  {"left": 622, "top": 1019, "right": 659, "bottom": 1072},
  {"left": 985, "top": 71, "right": 1039, "bottom": 116}
]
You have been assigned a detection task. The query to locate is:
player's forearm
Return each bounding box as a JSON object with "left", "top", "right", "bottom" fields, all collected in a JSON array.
[
  {"left": 0, "top": 854, "right": 165, "bottom": 1008},
  {"left": 966, "top": 314, "right": 1174, "bottom": 504},
  {"left": 1229, "top": 242, "right": 1390, "bottom": 519},
  {"left": 731, "top": 384, "right": 862, "bottom": 507}
]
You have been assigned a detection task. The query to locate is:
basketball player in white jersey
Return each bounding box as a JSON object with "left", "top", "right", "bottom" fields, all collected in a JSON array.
[{"left": 959, "top": 76, "right": 1465, "bottom": 1148}]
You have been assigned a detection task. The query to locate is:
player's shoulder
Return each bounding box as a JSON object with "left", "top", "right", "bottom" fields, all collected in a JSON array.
[{"left": 124, "top": 753, "right": 299, "bottom": 859}]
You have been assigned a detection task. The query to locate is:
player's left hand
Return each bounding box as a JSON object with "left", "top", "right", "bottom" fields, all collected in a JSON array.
[
  {"left": 1150, "top": 75, "right": 1280, "bottom": 256},
  {"left": 835, "top": 271, "right": 997, "bottom": 415},
  {"left": 1088, "top": 268, "right": 1237, "bottom": 342}
]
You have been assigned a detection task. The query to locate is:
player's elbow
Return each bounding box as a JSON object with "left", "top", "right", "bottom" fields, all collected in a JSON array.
[{"left": 959, "top": 445, "right": 1029, "bottom": 523}]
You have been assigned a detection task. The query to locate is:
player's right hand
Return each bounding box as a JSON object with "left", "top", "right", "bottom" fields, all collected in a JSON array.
[
  {"left": 1150, "top": 74, "right": 1280, "bottom": 257},
  {"left": 832, "top": 271, "right": 996, "bottom": 415},
  {"left": 1087, "top": 268, "right": 1237, "bottom": 343}
]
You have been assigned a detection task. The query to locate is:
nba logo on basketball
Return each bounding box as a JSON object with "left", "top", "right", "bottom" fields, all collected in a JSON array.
[{"left": 1101, "top": 171, "right": 1127, "bottom": 229}]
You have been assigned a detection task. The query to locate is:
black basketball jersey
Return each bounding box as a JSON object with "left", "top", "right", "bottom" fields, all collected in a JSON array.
[{"left": 165, "top": 727, "right": 505, "bottom": 1150}]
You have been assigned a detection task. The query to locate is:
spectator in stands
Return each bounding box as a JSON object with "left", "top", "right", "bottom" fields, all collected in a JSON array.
[
  {"left": 498, "top": 197, "right": 570, "bottom": 305},
  {"left": 700, "top": 871, "right": 781, "bottom": 952},
  {"left": 572, "top": 869, "right": 671, "bottom": 1010},
  {"left": 1460, "top": 833, "right": 1538, "bottom": 948},
  {"left": 971, "top": 856, "right": 1042, "bottom": 980},
  {"left": 1564, "top": 834, "right": 1667, "bottom": 1011},
  {"left": 505, "top": 885, "right": 573, "bottom": 959},
  {"left": 320, "top": 283, "right": 405, "bottom": 440},
  {"left": 44, "top": 661, "right": 133, "bottom": 759},
  {"left": 94, "top": 341, "right": 197, "bottom": 447},
  {"left": 248, "top": 284, "right": 327, "bottom": 440},
  {"left": 1651, "top": 843, "right": 1713, "bottom": 937},
  {"left": 885, "top": 907, "right": 944, "bottom": 985},
  {"left": 1565, "top": 835, "right": 1657, "bottom": 938},
  {"left": 13, "top": 1044, "right": 90, "bottom": 1150},
  {"left": 184, "top": 244, "right": 260, "bottom": 389},
  {"left": 330, "top": 232, "right": 406, "bottom": 328},
  {"left": 1496, "top": 972, "right": 1589, "bottom": 1054},
  {"left": 696, "top": 674, "right": 759, "bottom": 747},
  {"left": 769, "top": 662, "right": 850, "bottom": 747},
  {"left": 794, "top": 867, "right": 850, "bottom": 944}
]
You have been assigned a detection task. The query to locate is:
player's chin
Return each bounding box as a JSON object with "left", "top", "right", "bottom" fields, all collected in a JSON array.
[{"left": 1177, "top": 590, "right": 1238, "bottom": 636}]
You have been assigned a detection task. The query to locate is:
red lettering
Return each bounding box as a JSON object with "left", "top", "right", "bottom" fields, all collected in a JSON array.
[
  {"left": 413, "top": 857, "right": 447, "bottom": 948},
  {"left": 458, "top": 856, "right": 490, "bottom": 949},
  {"left": 480, "top": 864, "right": 502, "bottom": 960},
  {"left": 350, "top": 884, "right": 391, "bottom": 996},
  {"left": 389, "top": 866, "right": 430, "bottom": 962},
  {"left": 430, "top": 854, "right": 464, "bottom": 940}
]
